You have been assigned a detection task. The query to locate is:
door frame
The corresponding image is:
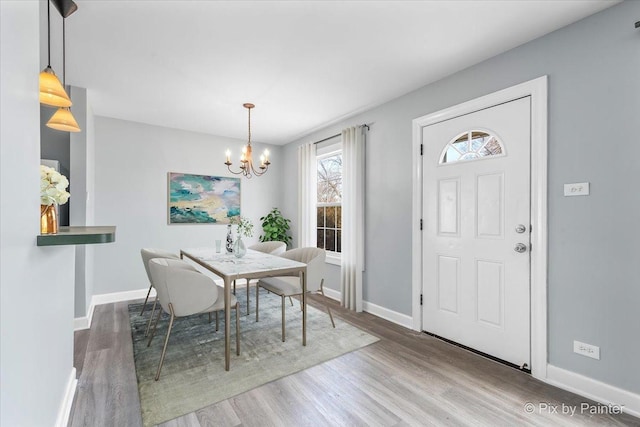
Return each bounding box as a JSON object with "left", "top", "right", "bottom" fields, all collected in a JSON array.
[{"left": 411, "top": 76, "right": 548, "bottom": 379}]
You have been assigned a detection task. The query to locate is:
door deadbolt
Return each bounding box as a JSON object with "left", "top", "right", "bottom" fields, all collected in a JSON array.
[{"left": 515, "top": 224, "right": 527, "bottom": 234}]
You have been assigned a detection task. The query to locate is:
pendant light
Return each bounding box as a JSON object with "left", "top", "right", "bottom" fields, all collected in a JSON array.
[
  {"left": 224, "top": 103, "right": 270, "bottom": 178},
  {"left": 47, "top": 15, "right": 80, "bottom": 132},
  {"left": 39, "top": 0, "right": 72, "bottom": 108}
]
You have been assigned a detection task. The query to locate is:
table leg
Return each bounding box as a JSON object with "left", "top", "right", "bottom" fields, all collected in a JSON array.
[
  {"left": 302, "top": 268, "right": 307, "bottom": 346},
  {"left": 224, "top": 277, "right": 231, "bottom": 371}
]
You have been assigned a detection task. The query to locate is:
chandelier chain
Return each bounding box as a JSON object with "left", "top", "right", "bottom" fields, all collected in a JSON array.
[{"left": 247, "top": 106, "right": 251, "bottom": 145}]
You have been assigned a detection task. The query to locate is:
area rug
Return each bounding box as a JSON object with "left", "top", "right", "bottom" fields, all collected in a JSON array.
[{"left": 128, "top": 288, "right": 379, "bottom": 426}]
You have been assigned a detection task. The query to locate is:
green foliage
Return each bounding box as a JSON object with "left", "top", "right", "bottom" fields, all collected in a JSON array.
[
  {"left": 259, "top": 208, "right": 292, "bottom": 247},
  {"left": 230, "top": 215, "right": 254, "bottom": 238}
]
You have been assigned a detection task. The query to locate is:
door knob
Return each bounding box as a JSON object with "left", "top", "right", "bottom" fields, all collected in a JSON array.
[{"left": 514, "top": 243, "right": 527, "bottom": 253}]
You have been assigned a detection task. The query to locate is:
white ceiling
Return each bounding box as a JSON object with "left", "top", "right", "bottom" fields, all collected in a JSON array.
[{"left": 65, "top": 0, "right": 617, "bottom": 145}]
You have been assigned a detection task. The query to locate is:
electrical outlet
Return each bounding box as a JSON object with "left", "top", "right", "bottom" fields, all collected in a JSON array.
[
  {"left": 564, "top": 182, "right": 589, "bottom": 196},
  {"left": 574, "top": 340, "right": 600, "bottom": 360}
]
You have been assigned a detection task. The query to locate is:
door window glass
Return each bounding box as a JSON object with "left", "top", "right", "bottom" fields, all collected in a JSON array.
[{"left": 440, "top": 131, "right": 504, "bottom": 164}]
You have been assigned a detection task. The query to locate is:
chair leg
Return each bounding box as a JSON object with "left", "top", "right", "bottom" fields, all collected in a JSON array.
[
  {"left": 320, "top": 285, "right": 336, "bottom": 328},
  {"left": 289, "top": 296, "right": 294, "bottom": 306},
  {"left": 281, "top": 295, "right": 286, "bottom": 342},
  {"left": 155, "top": 304, "right": 175, "bottom": 381},
  {"left": 208, "top": 312, "right": 212, "bottom": 324},
  {"left": 255, "top": 283, "right": 260, "bottom": 322},
  {"left": 232, "top": 279, "right": 236, "bottom": 295},
  {"left": 246, "top": 279, "right": 251, "bottom": 315},
  {"left": 144, "top": 296, "right": 158, "bottom": 337},
  {"left": 215, "top": 311, "right": 219, "bottom": 332},
  {"left": 147, "top": 305, "right": 162, "bottom": 347},
  {"left": 140, "top": 284, "right": 153, "bottom": 315},
  {"left": 235, "top": 303, "right": 240, "bottom": 356}
]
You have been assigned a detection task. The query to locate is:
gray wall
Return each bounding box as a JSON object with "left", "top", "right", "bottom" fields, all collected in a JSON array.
[
  {"left": 282, "top": 1, "right": 640, "bottom": 394},
  {"left": 91, "top": 117, "right": 284, "bottom": 295},
  {"left": 1, "top": 1, "right": 76, "bottom": 425},
  {"left": 70, "top": 86, "right": 96, "bottom": 318}
]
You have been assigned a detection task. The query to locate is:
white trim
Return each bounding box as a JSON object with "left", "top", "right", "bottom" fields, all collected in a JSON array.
[
  {"left": 411, "top": 76, "right": 548, "bottom": 378},
  {"left": 325, "top": 254, "right": 341, "bottom": 266},
  {"left": 321, "top": 287, "right": 414, "bottom": 329},
  {"left": 316, "top": 142, "right": 342, "bottom": 157},
  {"left": 90, "top": 287, "right": 156, "bottom": 306},
  {"left": 73, "top": 302, "right": 96, "bottom": 331},
  {"left": 54, "top": 368, "right": 77, "bottom": 427},
  {"left": 546, "top": 365, "right": 640, "bottom": 418},
  {"left": 322, "top": 286, "right": 341, "bottom": 301},
  {"left": 363, "top": 300, "right": 414, "bottom": 330}
]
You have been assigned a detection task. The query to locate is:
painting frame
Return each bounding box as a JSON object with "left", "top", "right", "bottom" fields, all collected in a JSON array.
[{"left": 167, "top": 172, "right": 241, "bottom": 225}]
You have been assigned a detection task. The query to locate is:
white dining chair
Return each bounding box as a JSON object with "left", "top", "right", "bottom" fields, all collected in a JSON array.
[
  {"left": 140, "top": 248, "right": 180, "bottom": 336},
  {"left": 255, "top": 247, "right": 335, "bottom": 342},
  {"left": 233, "top": 241, "right": 287, "bottom": 315},
  {"left": 147, "top": 258, "right": 240, "bottom": 381}
]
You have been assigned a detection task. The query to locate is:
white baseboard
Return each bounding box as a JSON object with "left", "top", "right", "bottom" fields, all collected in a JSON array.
[
  {"left": 74, "top": 288, "right": 157, "bottom": 330},
  {"left": 323, "top": 287, "right": 341, "bottom": 301},
  {"left": 91, "top": 287, "right": 156, "bottom": 306},
  {"left": 73, "top": 302, "right": 96, "bottom": 331},
  {"left": 55, "top": 368, "right": 77, "bottom": 427},
  {"left": 321, "top": 287, "right": 414, "bottom": 329},
  {"left": 362, "top": 300, "right": 414, "bottom": 329},
  {"left": 546, "top": 364, "right": 640, "bottom": 418},
  {"left": 80, "top": 285, "right": 413, "bottom": 333}
]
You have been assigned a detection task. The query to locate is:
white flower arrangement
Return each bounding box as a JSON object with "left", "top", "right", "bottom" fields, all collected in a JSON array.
[{"left": 40, "top": 165, "right": 70, "bottom": 206}]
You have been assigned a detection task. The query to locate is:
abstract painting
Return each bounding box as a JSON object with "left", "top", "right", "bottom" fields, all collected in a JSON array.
[{"left": 168, "top": 172, "right": 240, "bottom": 224}]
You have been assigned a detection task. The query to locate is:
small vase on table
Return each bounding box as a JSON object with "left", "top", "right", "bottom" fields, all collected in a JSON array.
[
  {"left": 226, "top": 224, "right": 234, "bottom": 253},
  {"left": 233, "top": 236, "right": 247, "bottom": 258}
]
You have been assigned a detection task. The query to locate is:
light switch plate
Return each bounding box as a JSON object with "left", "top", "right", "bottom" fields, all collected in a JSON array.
[{"left": 564, "top": 182, "right": 589, "bottom": 196}]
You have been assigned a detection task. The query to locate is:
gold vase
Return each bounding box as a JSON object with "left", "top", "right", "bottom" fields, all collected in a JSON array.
[{"left": 40, "top": 204, "right": 58, "bottom": 234}]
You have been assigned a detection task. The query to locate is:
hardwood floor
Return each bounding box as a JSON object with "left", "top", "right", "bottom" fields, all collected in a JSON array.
[{"left": 69, "top": 296, "right": 639, "bottom": 426}]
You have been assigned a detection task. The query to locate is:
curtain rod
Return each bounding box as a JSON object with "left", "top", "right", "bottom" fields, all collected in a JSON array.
[{"left": 313, "top": 124, "right": 371, "bottom": 145}]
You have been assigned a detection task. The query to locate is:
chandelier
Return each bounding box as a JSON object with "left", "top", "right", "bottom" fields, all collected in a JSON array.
[{"left": 225, "top": 103, "right": 270, "bottom": 178}]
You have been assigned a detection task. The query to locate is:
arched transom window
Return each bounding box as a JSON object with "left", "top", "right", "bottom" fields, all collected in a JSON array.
[{"left": 439, "top": 130, "right": 504, "bottom": 164}]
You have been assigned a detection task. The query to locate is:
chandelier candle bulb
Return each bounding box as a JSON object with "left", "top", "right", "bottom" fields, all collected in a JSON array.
[{"left": 225, "top": 150, "right": 231, "bottom": 164}]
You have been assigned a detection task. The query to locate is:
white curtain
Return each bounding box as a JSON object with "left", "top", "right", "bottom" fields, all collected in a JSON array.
[
  {"left": 297, "top": 142, "right": 317, "bottom": 248},
  {"left": 340, "top": 126, "right": 365, "bottom": 312}
]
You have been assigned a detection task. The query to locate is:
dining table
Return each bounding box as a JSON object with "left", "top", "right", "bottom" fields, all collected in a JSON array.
[{"left": 180, "top": 247, "right": 308, "bottom": 371}]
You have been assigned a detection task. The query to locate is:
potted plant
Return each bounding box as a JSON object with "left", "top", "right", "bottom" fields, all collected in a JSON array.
[{"left": 259, "top": 208, "right": 292, "bottom": 247}]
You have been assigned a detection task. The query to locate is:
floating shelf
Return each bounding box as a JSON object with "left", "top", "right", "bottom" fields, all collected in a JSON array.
[{"left": 37, "top": 226, "right": 116, "bottom": 246}]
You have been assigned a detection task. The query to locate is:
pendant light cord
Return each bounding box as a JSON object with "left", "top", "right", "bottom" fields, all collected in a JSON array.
[
  {"left": 62, "top": 17, "right": 66, "bottom": 85},
  {"left": 47, "top": 0, "right": 51, "bottom": 66}
]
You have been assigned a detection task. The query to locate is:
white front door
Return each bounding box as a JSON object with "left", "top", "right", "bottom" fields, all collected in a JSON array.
[{"left": 422, "top": 97, "right": 531, "bottom": 367}]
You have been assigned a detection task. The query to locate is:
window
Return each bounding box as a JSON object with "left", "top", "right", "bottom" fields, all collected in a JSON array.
[
  {"left": 440, "top": 130, "right": 504, "bottom": 164},
  {"left": 317, "top": 147, "right": 342, "bottom": 261}
]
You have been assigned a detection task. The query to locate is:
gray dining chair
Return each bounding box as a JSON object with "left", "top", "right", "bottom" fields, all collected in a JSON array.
[
  {"left": 233, "top": 241, "right": 287, "bottom": 315},
  {"left": 147, "top": 257, "right": 240, "bottom": 381},
  {"left": 140, "top": 248, "right": 180, "bottom": 336},
  {"left": 255, "top": 247, "right": 335, "bottom": 342}
]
